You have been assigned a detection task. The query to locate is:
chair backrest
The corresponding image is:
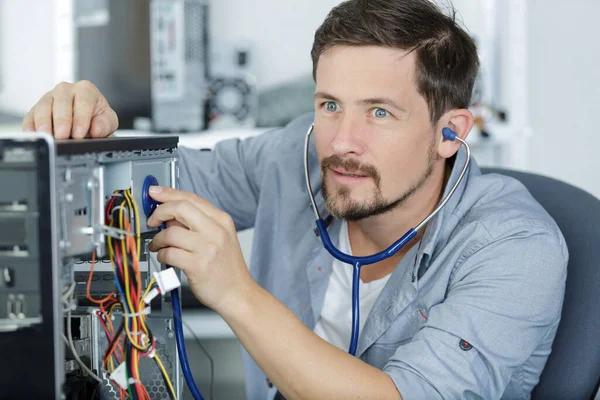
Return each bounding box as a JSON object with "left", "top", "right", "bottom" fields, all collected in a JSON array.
[{"left": 481, "top": 168, "right": 600, "bottom": 399}]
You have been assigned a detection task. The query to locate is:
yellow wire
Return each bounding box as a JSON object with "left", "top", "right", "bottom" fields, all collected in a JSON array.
[
  {"left": 105, "top": 218, "right": 120, "bottom": 371},
  {"left": 105, "top": 301, "right": 121, "bottom": 334},
  {"left": 119, "top": 200, "right": 135, "bottom": 314},
  {"left": 139, "top": 277, "right": 157, "bottom": 308},
  {"left": 125, "top": 190, "right": 141, "bottom": 262},
  {"left": 118, "top": 198, "right": 142, "bottom": 347},
  {"left": 108, "top": 357, "right": 114, "bottom": 374},
  {"left": 125, "top": 189, "right": 147, "bottom": 346},
  {"left": 133, "top": 347, "right": 140, "bottom": 387},
  {"left": 127, "top": 190, "right": 172, "bottom": 400},
  {"left": 154, "top": 353, "right": 178, "bottom": 400},
  {"left": 126, "top": 190, "right": 156, "bottom": 353},
  {"left": 108, "top": 189, "right": 165, "bottom": 398},
  {"left": 115, "top": 196, "right": 149, "bottom": 352}
]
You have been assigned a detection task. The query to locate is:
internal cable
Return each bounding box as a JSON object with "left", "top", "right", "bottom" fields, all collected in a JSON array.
[
  {"left": 78, "top": 188, "right": 177, "bottom": 397},
  {"left": 154, "top": 352, "right": 178, "bottom": 399},
  {"left": 64, "top": 289, "right": 103, "bottom": 383}
]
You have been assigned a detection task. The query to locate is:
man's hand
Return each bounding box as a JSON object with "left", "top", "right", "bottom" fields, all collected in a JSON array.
[
  {"left": 145, "top": 187, "right": 402, "bottom": 400},
  {"left": 146, "top": 185, "right": 253, "bottom": 311},
  {"left": 22, "top": 80, "right": 118, "bottom": 139}
]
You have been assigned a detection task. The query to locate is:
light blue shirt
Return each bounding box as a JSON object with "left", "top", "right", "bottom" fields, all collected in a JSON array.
[{"left": 178, "top": 113, "right": 568, "bottom": 400}]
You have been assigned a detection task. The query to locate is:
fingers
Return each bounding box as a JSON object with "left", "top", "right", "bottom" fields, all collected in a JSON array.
[
  {"left": 21, "top": 80, "right": 118, "bottom": 139},
  {"left": 31, "top": 93, "right": 55, "bottom": 135},
  {"left": 146, "top": 200, "right": 218, "bottom": 234},
  {"left": 72, "top": 85, "right": 98, "bottom": 138},
  {"left": 166, "top": 219, "right": 186, "bottom": 229},
  {"left": 155, "top": 247, "right": 195, "bottom": 273},
  {"left": 52, "top": 83, "right": 75, "bottom": 139},
  {"left": 148, "top": 186, "right": 229, "bottom": 227},
  {"left": 148, "top": 225, "right": 200, "bottom": 253},
  {"left": 21, "top": 109, "right": 35, "bottom": 132},
  {"left": 90, "top": 107, "right": 119, "bottom": 138}
]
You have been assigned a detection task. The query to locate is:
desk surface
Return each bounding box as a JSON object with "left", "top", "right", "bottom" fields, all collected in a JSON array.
[{"left": 182, "top": 308, "right": 235, "bottom": 340}]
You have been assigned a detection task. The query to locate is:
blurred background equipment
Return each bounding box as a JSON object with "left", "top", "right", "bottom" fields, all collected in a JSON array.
[
  {"left": 75, "top": 0, "right": 152, "bottom": 130},
  {"left": 150, "top": 0, "right": 209, "bottom": 133},
  {"left": 32, "top": 0, "right": 211, "bottom": 133},
  {"left": 206, "top": 41, "right": 259, "bottom": 130}
]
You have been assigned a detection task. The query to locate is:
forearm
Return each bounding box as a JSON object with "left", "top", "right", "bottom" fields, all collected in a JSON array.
[{"left": 216, "top": 282, "right": 402, "bottom": 400}]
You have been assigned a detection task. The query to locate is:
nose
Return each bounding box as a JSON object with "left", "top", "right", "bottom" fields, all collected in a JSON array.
[{"left": 330, "top": 114, "right": 366, "bottom": 156}]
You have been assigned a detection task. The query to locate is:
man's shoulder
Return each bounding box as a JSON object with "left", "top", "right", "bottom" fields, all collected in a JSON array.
[
  {"left": 256, "top": 112, "right": 315, "bottom": 152},
  {"left": 455, "top": 169, "right": 567, "bottom": 257}
]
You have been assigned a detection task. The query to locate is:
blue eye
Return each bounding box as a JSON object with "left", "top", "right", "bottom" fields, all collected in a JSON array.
[
  {"left": 324, "top": 101, "right": 339, "bottom": 113},
  {"left": 372, "top": 108, "right": 388, "bottom": 118}
]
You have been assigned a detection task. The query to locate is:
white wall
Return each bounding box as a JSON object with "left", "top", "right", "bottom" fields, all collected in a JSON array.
[
  {"left": 207, "top": 0, "right": 486, "bottom": 92},
  {"left": 207, "top": 0, "right": 343, "bottom": 90},
  {"left": 0, "top": 0, "right": 57, "bottom": 115},
  {"left": 528, "top": 0, "right": 600, "bottom": 198}
]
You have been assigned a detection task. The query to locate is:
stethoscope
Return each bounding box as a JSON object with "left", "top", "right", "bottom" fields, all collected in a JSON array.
[{"left": 303, "top": 123, "right": 471, "bottom": 356}]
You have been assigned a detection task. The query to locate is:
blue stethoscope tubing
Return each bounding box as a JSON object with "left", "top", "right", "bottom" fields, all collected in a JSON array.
[
  {"left": 303, "top": 124, "right": 471, "bottom": 356},
  {"left": 142, "top": 175, "right": 205, "bottom": 400}
]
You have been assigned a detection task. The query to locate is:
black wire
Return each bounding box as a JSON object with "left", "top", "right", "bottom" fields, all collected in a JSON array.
[{"left": 174, "top": 314, "right": 215, "bottom": 400}]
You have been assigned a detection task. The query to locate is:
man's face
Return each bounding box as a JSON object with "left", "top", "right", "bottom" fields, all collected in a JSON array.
[{"left": 314, "top": 45, "right": 439, "bottom": 221}]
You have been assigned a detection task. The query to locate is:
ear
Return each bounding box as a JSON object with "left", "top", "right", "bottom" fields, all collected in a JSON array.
[{"left": 436, "top": 109, "right": 474, "bottom": 159}]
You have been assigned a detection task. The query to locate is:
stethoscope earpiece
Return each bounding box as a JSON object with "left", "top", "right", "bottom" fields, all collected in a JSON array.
[{"left": 442, "top": 127, "right": 457, "bottom": 141}]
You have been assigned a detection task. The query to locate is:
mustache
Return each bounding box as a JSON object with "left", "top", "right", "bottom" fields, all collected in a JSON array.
[{"left": 320, "top": 155, "right": 381, "bottom": 187}]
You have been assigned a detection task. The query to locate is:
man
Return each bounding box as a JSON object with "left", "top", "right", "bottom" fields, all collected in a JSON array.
[{"left": 23, "top": 0, "right": 567, "bottom": 398}]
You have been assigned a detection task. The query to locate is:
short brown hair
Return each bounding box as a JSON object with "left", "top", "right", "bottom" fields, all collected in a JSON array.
[{"left": 311, "top": 0, "right": 479, "bottom": 124}]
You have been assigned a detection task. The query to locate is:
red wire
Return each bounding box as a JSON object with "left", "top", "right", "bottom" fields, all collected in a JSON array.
[
  {"left": 98, "top": 311, "right": 125, "bottom": 369},
  {"left": 98, "top": 316, "right": 117, "bottom": 370},
  {"left": 105, "top": 195, "right": 116, "bottom": 224}
]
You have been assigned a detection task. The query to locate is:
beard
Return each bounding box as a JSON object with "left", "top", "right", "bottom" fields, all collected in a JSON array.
[{"left": 321, "top": 143, "right": 438, "bottom": 221}]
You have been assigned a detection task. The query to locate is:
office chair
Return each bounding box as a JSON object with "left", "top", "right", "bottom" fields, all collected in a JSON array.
[{"left": 481, "top": 168, "right": 600, "bottom": 400}]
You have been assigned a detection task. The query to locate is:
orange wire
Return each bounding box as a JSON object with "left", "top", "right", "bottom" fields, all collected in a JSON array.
[
  {"left": 86, "top": 250, "right": 117, "bottom": 304},
  {"left": 124, "top": 217, "right": 148, "bottom": 350},
  {"left": 87, "top": 248, "right": 127, "bottom": 372},
  {"left": 124, "top": 217, "right": 142, "bottom": 301}
]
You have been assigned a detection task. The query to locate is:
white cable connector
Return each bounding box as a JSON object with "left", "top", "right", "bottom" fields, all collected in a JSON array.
[
  {"left": 143, "top": 288, "right": 160, "bottom": 305},
  {"left": 110, "top": 362, "right": 128, "bottom": 390},
  {"left": 110, "top": 364, "right": 144, "bottom": 390},
  {"left": 153, "top": 268, "right": 181, "bottom": 294}
]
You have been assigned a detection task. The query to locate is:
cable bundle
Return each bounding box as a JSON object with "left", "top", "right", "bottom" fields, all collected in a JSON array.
[{"left": 83, "top": 189, "right": 177, "bottom": 400}]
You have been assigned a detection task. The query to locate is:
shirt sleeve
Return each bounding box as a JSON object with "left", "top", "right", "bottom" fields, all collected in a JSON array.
[
  {"left": 177, "top": 113, "right": 313, "bottom": 231},
  {"left": 383, "top": 223, "right": 568, "bottom": 399}
]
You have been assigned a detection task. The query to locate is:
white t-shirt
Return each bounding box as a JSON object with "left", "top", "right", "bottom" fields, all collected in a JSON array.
[
  {"left": 268, "top": 221, "right": 393, "bottom": 399},
  {"left": 313, "top": 221, "right": 392, "bottom": 351}
]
